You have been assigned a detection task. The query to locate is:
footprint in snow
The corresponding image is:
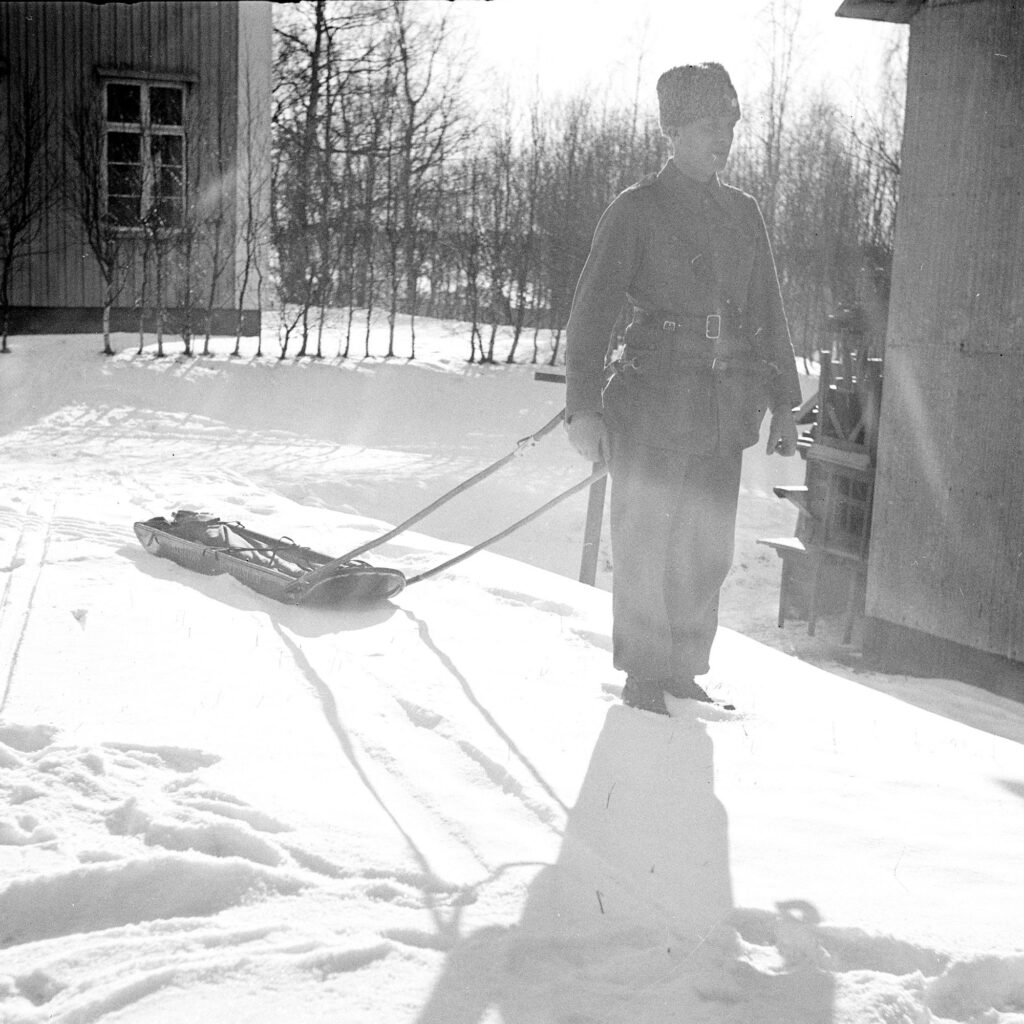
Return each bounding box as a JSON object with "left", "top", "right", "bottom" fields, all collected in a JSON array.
[
  {"left": 102, "top": 741, "right": 220, "bottom": 772},
  {"left": 0, "top": 722, "right": 59, "bottom": 752},
  {"left": 396, "top": 698, "right": 443, "bottom": 730},
  {"left": 0, "top": 855, "right": 304, "bottom": 947},
  {"left": 13, "top": 967, "right": 65, "bottom": 1007}
]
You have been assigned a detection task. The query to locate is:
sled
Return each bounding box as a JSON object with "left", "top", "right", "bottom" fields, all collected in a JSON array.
[
  {"left": 134, "top": 409, "right": 608, "bottom": 607},
  {"left": 134, "top": 511, "right": 408, "bottom": 605}
]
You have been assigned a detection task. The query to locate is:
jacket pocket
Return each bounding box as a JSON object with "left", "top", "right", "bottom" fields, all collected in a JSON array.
[
  {"left": 603, "top": 359, "right": 715, "bottom": 454},
  {"left": 714, "top": 368, "right": 769, "bottom": 451}
]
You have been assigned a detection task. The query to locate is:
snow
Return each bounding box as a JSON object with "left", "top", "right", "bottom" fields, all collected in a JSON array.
[{"left": 2, "top": 316, "right": 1024, "bottom": 1024}]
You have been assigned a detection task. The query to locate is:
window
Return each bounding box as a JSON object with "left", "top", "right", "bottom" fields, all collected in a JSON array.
[{"left": 104, "top": 81, "right": 185, "bottom": 229}]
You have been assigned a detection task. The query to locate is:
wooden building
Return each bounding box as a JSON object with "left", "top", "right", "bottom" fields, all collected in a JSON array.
[
  {"left": 836, "top": 1, "right": 1024, "bottom": 677},
  {"left": 0, "top": 1, "right": 272, "bottom": 334}
]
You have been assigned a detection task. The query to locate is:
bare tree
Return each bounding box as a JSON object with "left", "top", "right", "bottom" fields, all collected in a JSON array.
[
  {"left": 350, "top": 55, "right": 394, "bottom": 359},
  {"left": 272, "top": 0, "right": 328, "bottom": 357},
  {"left": 189, "top": 93, "right": 236, "bottom": 357},
  {"left": 174, "top": 209, "right": 199, "bottom": 355},
  {"left": 294, "top": 0, "right": 326, "bottom": 356},
  {"left": 64, "top": 96, "right": 134, "bottom": 356},
  {"left": 539, "top": 96, "right": 596, "bottom": 365},
  {"left": 752, "top": 0, "right": 805, "bottom": 236},
  {"left": 140, "top": 203, "right": 183, "bottom": 358},
  {"left": 236, "top": 39, "right": 272, "bottom": 359},
  {"left": 135, "top": 220, "right": 153, "bottom": 356},
  {"left": 480, "top": 102, "right": 516, "bottom": 363},
  {"left": 0, "top": 72, "right": 55, "bottom": 354},
  {"left": 447, "top": 156, "right": 486, "bottom": 361},
  {"left": 505, "top": 93, "right": 546, "bottom": 363},
  {"left": 389, "top": 0, "right": 469, "bottom": 358},
  {"left": 853, "top": 34, "right": 905, "bottom": 256}
]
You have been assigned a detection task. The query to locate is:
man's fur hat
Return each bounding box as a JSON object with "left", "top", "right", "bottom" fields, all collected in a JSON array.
[{"left": 656, "top": 63, "right": 740, "bottom": 132}]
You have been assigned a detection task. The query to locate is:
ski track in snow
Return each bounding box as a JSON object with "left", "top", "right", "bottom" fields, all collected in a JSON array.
[
  {"left": 0, "top": 506, "right": 57, "bottom": 716},
  {"left": 266, "top": 602, "right": 571, "bottom": 890}
]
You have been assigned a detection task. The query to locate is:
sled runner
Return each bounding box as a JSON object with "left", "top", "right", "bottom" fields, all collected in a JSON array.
[{"left": 134, "top": 409, "right": 608, "bottom": 607}]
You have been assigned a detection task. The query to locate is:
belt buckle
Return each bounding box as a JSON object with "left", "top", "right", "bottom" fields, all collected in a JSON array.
[
  {"left": 705, "top": 314, "right": 721, "bottom": 340},
  {"left": 662, "top": 320, "right": 677, "bottom": 332}
]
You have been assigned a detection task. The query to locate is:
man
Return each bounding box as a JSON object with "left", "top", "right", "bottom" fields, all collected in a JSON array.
[{"left": 565, "top": 63, "right": 801, "bottom": 715}]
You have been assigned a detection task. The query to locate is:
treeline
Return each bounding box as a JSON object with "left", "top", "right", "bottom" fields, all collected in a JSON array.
[{"left": 272, "top": 0, "right": 904, "bottom": 363}]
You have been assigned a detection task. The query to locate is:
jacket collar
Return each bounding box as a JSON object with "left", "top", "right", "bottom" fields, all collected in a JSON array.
[
  {"left": 658, "top": 158, "right": 721, "bottom": 200},
  {"left": 658, "top": 159, "right": 743, "bottom": 226}
]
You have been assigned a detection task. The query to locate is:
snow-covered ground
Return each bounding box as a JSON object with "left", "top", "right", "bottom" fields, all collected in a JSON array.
[{"left": 2, "top": 315, "right": 1024, "bottom": 1024}]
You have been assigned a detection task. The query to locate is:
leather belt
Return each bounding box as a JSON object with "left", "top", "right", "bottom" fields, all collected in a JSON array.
[
  {"left": 619, "top": 351, "right": 769, "bottom": 376},
  {"left": 631, "top": 308, "right": 746, "bottom": 341}
]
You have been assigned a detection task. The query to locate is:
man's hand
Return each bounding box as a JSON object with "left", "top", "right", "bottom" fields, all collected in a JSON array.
[
  {"left": 566, "top": 411, "right": 609, "bottom": 464},
  {"left": 767, "top": 407, "right": 798, "bottom": 457}
]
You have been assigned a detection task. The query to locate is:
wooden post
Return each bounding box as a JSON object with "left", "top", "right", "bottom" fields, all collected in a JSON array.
[
  {"left": 579, "top": 466, "right": 607, "bottom": 587},
  {"left": 533, "top": 368, "right": 607, "bottom": 587}
]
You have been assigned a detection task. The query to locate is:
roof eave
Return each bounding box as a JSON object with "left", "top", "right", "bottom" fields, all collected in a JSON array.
[{"left": 835, "top": 0, "right": 924, "bottom": 23}]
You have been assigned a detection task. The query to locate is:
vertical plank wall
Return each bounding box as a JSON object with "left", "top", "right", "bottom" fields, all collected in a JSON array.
[
  {"left": 0, "top": 2, "right": 251, "bottom": 318},
  {"left": 867, "top": 0, "right": 1024, "bottom": 660}
]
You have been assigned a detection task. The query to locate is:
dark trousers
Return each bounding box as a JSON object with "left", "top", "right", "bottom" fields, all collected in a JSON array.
[{"left": 608, "top": 433, "right": 742, "bottom": 683}]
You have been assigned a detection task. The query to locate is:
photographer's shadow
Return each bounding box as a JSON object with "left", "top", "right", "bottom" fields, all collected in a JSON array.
[{"left": 418, "top": 704, "right": 834, "bottom": 1022}]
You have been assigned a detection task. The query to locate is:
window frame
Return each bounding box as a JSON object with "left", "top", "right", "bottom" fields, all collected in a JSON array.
[{"left": 101, "top": 77, "right": 189, "bottom": 233}]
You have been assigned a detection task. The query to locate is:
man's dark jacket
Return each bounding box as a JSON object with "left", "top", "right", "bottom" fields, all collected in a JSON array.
[{"left": 566, "top": 160, "right": 802, "bottom": 455}]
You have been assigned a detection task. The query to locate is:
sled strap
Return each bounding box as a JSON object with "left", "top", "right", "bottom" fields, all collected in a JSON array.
[
  {"left": 290, "top": 408, "right": 567, "bottom": 593},
  {"left": 404, "top": 466, "right": 608, "bottom": 586}
]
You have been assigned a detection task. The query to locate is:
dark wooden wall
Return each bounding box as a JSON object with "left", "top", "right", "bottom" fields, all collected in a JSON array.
[
  {"left": 866, "top": 0, "right": 1024, "bottom": 661},
  {"left": 0, "top": 2, "right": 264, "bottom": 323}
]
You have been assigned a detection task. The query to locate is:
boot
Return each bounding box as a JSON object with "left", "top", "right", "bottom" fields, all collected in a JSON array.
[
  {"left": 621, "top": 676, "right": 669, "bottom": 715},
  {"left": 663, "top": 676, "right": 713, "bottom": 702}
]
